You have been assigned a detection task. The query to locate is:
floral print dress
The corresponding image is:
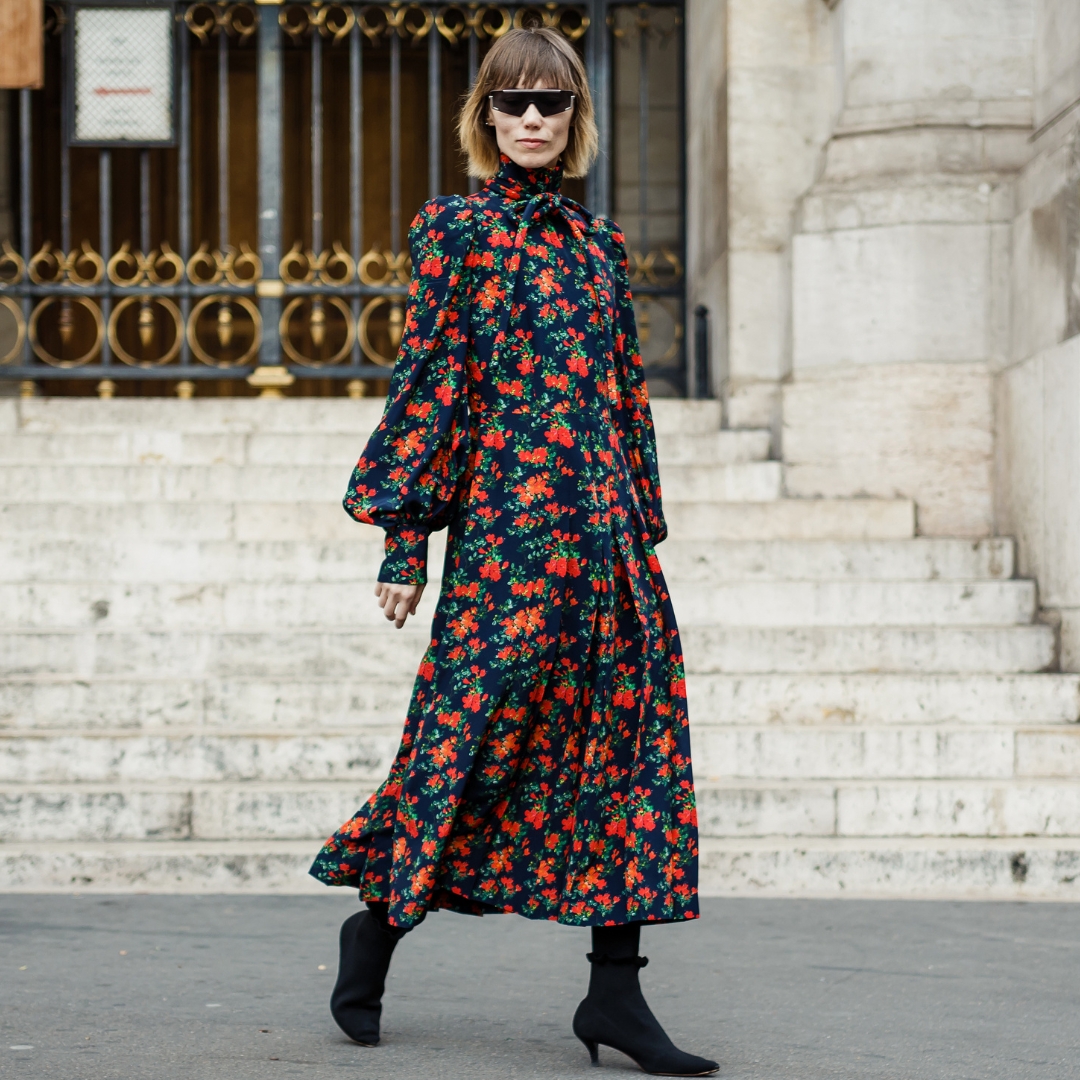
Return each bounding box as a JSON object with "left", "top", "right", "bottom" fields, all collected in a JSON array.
[{"left": 309, "top": 156, "right": 700, "bottom": 929}]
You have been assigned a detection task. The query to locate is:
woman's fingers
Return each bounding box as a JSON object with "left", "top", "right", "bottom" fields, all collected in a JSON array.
[
  {"left": 373, "top": 582, "right": 424, "bottom": 628},
  {"left": 377, "top": 586, "right": 395, "bottom": 617},
  {"left": 390, "top": 595, "right": 407, "bottom": 628}
]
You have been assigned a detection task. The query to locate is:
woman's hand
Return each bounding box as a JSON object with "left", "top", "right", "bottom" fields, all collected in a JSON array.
[{"left": 374, "top": 581, "right": 425, "bottom": 629}]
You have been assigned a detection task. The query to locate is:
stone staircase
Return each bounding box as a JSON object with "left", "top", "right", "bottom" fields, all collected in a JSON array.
[{"left": 1, "top": 397, "right": 1078, "bottom": 897}]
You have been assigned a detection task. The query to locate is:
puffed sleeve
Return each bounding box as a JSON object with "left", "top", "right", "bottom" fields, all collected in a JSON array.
[
  {"left": 343, "top": 196, "right": 474, "bottom": 584},
  {"left": 605, "top": 226, "right": 668, "bottom": 545}
]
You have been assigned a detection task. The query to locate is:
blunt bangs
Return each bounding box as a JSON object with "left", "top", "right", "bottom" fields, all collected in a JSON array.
[{"left": 456, "top": 27, "right": 599, "bottom": 180}]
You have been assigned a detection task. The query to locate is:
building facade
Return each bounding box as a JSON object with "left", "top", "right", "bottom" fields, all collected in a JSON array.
[
  {"left": 688, "top": 0, "right": 1080, "bottom": 669},
  {"left": 1, "top": 0, "right": 1079, "bottom": 896}
]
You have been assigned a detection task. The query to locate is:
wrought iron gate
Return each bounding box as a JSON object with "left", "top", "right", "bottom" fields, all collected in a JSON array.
[{"left": 0, "top": 0, "right": 690, "bottom": 397}]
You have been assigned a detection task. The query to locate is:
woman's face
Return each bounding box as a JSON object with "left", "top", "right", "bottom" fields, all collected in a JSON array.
[{"left": 488, "top": 77, "right": 574, "bottom": 171}]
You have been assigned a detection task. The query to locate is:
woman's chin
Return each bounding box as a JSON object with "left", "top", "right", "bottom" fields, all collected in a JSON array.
[{"left": 506, "top": 147, "right": 560, "bottom": 170}]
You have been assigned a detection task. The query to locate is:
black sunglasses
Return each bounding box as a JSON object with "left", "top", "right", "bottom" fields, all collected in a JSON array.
[{"left": 489, "top": 89, "right": 575, "bottom": 118}]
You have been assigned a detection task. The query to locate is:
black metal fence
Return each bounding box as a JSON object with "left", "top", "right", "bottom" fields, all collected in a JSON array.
[{"left": 0, "top": 0, "right": 695, "bottom": 398}]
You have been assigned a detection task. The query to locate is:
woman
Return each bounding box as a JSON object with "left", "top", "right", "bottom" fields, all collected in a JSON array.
[{"left": 310, "top": 25, "right": 717, "bottom": 1077}]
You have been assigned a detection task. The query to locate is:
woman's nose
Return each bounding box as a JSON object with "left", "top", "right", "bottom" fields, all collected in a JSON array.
[{"left": 522, "top": 104, "right": 544, "bottom": 126}]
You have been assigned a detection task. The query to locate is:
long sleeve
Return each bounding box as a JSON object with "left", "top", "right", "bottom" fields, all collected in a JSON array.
[
  {"left": 343, "top": 196, "right": 474, "bottom": 583},
  {"left": 605, "top": 228, "right": 668, "bottom": 546}
]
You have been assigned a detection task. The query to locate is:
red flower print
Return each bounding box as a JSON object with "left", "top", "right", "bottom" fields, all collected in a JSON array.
[{"left": 312, "top": 161, "right": 697, "bottom": 930}]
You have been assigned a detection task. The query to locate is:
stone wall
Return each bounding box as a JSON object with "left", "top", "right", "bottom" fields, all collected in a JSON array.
[{"left": 997, "top": 0, "right": 1080, "bottom": 671}]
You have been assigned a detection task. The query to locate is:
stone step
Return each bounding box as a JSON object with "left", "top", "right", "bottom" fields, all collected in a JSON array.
[
  {"left": 832, "top": 780, "right": 1080, "bottom": 839},
  {"left": 0, "top": 537, "right": 1018, "bottom": 584},
  {"left": 686, "top": 672, "right": 1080, "bottom": 725},
  {"left": 0, "top": 426, "right": 768, "bottom": 468},
  {"left": 4, "top": 673, "right": 1076, "bottom": 733},
  {"left": 1, "top": 624, "right": 1056, "bottom": 679},
  {"left": 1, "top": 397, "right": 380, "bottom": 435},
  {"left": 699, "top": 780, "right": 1080, "bottom": 839},
  {"left": 0, "top": 730, "right": 397, "bottom": 784},
  {"left": 0, "top": 782, "right": 368, "bottom": 842},
  {"left": 0, "top": 431, "right": 253, "bottom": 467},
  {"left": 6, "top": 777, "right": 1080, "bottom": 842},
  {"left": 0, "top": 501, "right": 238, "bottom": 542},
  {"left": 683, "top": 625, "right": 1056, "bottom": 674},
  {"left": 663, "top": 462, "right": 782, "bottom": 502},
  {"left": 655, "top": 429, "right": 771, "bottom": 465},
  {"left": 663, "top": 499, "right": 915, "bottom": 540},
  {"left": 4, "top": 724, "right": 1077, "bottom": 785},
  {"left": 0, "top": 579, "right": 1037, "bottom": 631},
  {"left": 0, "top": 675, "right": 414, "bottom": 731},
  {"left": 2, "top": 836, "right": 1076, "bottom": 897},
  {"left": 2, "top": 397, "right": 724, "bottom": 436},
  {"left": 670, "top": 580, "right": 1036, "bottom": 628},
  {"left": 0, "top": 785, "right": 200, "bottom": 842},
  {"left": 0, "top": 840, "right": 332, "bottom": 893},
  {"left": 0, "top": 497, "right": 917, "bottom": 543},
  {"left": 0, "top": 628, "right": 432, "bottom": 679},
  {"left": 693, "top": 726, "right": 1080, "bottom": 781},
  {"left": 696, "top": 837, "right": 1080, "bottom": 899},
  {"left": 0, "top": 461, "right": 782, "bottom": 505},
  {"left": 663, "top": 537, "right": 1014, "bottom": 583}
]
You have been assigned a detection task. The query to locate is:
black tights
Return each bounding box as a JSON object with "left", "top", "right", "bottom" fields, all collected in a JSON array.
[{"left": 367, "top": 900, "right": 643, "bottom": 956}]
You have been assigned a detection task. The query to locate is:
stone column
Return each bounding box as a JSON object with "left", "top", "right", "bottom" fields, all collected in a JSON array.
[
  {"left": 998, "top": 1, "right": 1080, "bottom": 669},
  {"left": 723, "top": 0, "right": 837, "bottom": 435},
  {"left": 785, "top": 0, "right": 1033, "bottom": 537}
]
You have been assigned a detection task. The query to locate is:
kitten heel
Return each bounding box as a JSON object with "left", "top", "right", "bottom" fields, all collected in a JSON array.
[
  {"left": 571, "top": 952, "right": 719, "bottom": 1076},
  {"left": 578, "top": 1035, "right": 600, "bottom": 1066}
]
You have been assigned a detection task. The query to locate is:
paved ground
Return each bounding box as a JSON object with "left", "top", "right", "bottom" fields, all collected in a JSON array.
[{"left": 1, "top": 894, "right": 1078, "bottom": 1080}]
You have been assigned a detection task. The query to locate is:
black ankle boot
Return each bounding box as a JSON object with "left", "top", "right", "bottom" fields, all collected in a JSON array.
[
  {"left": 330, "top": 907, "right": 407, "bottom": 1047},
  {"left": 572, "top": 950, "right": 719, "bottom": 1076}
]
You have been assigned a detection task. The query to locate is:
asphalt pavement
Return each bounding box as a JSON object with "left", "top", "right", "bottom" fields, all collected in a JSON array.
[{"left": 2, "top": 894, "right": 1078, "bottom": 1080}]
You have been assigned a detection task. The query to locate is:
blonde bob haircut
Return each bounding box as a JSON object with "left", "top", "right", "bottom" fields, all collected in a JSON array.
[{"left": 457, "top": 27, "right": 599, "bottom": 180}]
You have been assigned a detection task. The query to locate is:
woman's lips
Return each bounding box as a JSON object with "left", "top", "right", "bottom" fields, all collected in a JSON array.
[{"left": 519, "top": 139, "right": 546, "bottom": 149}]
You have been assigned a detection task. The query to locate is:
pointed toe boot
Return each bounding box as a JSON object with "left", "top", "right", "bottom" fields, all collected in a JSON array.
[{"left": 572, "top": 952, "right": 719, "bottom": 1076}]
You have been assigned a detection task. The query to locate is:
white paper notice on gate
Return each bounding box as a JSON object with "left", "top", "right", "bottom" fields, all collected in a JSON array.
[{"left": 73, "top": 8, "right": 174, "bottom": 144}]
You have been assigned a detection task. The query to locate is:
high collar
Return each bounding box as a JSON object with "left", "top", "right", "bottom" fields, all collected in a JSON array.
[{"left": 484, "top": 154, "right": 563, "bottom": 200}]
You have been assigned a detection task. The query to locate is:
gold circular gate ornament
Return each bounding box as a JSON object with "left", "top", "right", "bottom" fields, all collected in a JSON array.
[
  {"left": 0, "top": 240, "right": 26, "bottom": 285},
  {"left": 279, "top": 296, "right": 357, "bottom": 367},
  {"left": 28, "top": 296, "right": 105, "bottom": 367},
  {"left": 358, "top": 295, "right": 406, "bottom": 367},
  {"left": 357, "top": 247, "right": 411, "bottom": 287},
  {"left": 107, "top": 296, "right": 185, "bottom": 367},
  {"left": 0, "top": 296, "right": 27, "bottom": 364},
  {"left": 186, "top": 295, "right": 263, "bottom": 367},
  {"left": 66, "top": 241, "right": 106, "bottom": 287},
  {"left": 357, "top": 4, "right": 390, "bottom": 41}
]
